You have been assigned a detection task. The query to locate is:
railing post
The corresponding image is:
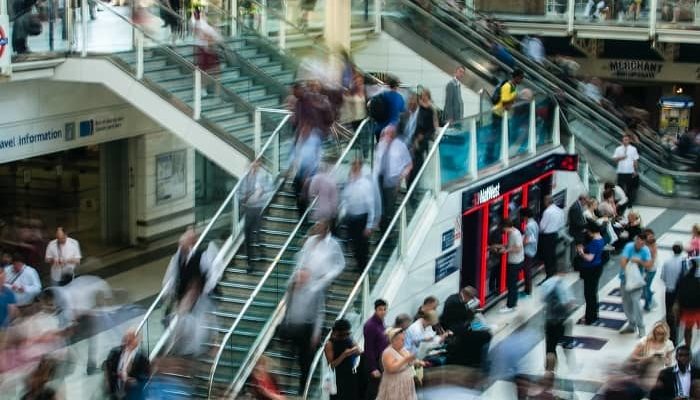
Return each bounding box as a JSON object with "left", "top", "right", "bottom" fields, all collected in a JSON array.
[
  {"left": 254, "top": 108, "right": 262, "bottom": 155},
  {"left": 501, "top": 111, "right": 509, "bottom": 168},
  {"left": 260, "top": 0, "right": 268, "bottom": 37},
  {"left": 230, "top": 0, "right": 238, "bottom": 37},
  {"left": 65, "top": 0, "right": 74, "bottom": 52},
  {"left": 568, "top": 133, "right": 576, "bottom": 154},
  {"left": 528, "top": 100, "right": 537, "bottom": 155},
  {"left": 272, "top": 130, "right": 280, "bottom": 175},
  {"left": 399, "top": 209, "right": 407, "bottom": 257},
  {"left": 81, "top": 0, "right": 88, "bottom": 56},
  {"left": 374, "top": 0, "right": 381, "bottom": 33},
  {"left": 278, "top": 0, "right": 287, "bottom": 49},
  {"left": 194, "top": 69, "right": 202, "bottom": 120},
  {"left": 552, "top": 105, "right": 561, "bottom": 146},
  {"left": 469, "top": 118, "right": 478, "bottom": 179},
  {"left": 362, "top": 276, "right": 370, "bottom": 320},
  {"left": 649, "top": 0, "right": 658, "bottom": 38},
  {"left": 566, "top": 0, "right": 575, "bottom": 34},
  {"left": 232, "top": 192, "right": 240, "bottom": 237},
  {"left": 583, "top": 162, "right": 590, "bottom": 193},
  {"left": 136, "top": 31, "right": 144, "bottom": 79},
  {"left": 432, "top": 148, "right": 441, "bottom": 197}
]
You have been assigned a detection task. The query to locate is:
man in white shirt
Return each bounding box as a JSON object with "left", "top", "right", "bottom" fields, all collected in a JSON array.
[
  {"left": 341, "top": 159, "right": 376, "bottom": 271},
  {"left": 499, "top": 219, "right": 525, "bottom": 313},
  {"left": 375, "top": 125, "right": 412, "bottom": 233},
  {"left": 4, "top": 253, "right": 41, "bottom": 306},
  {"left": 538, "top": 195, "right": 565, "bottom": 283},
  {"left": 241, "top": 160, "right": 272, "bottom": 272},
  {"left": 45, "top": 227, "right": 82, "bottom": 286},
  {"left": 404, "top": 310, "right": 449, "bottom": 359},
  {"left": 612, "top": 134, "right": 640, "bottom": 205}
]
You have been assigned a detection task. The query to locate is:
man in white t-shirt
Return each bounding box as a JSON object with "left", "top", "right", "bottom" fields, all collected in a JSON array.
[
  {"left": 45, "top": 227, "right": 82, "bottom": 286},
  {"left": 612, "top": 134, "right": 639, "bottom": 205},
  {"left": 498, "top": 219, "right": 525, "bottom": 313}
]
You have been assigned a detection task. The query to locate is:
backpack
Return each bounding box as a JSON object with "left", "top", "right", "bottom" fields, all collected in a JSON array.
[
  {"left": 545, "top": 284, "right": 569, "bottom": 323},
  {"left": 368, "top": 92, "right": 389, "bottom": 124},
  {"left": 490, "top": 81, "right": 516, "bottom": 105},
  {"left": 677, "top": 260, "right": 700, "bottom": 309}
]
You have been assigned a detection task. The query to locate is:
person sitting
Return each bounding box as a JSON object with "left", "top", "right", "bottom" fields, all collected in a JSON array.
[
  {"left": 615, "top": 210, "right": 643, "bottom": 252},
  {"left": 404, "top": 310, "right": 451, "bottom": 367}
]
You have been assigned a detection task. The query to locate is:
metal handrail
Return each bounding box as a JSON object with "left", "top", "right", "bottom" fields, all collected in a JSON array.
[
  {"left": 208, "top": 118, "right": 369, "bottom": 399},
  {"left": 301, "top": 121, "right": 451, "bottom": 399},
  {"left": 134, "top": 112, "right": 292, "bottom": 343}
]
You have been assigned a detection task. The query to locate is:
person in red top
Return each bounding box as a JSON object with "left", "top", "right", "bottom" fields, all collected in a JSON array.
[{"left": 250, "top": 356, "right": 285, "bottom": 400}]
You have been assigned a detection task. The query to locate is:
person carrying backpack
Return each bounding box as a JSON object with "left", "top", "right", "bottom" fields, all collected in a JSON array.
[
  {"left": 368, "top": 76, "right": 405, "bottom": 142},
  {"left": 489, "top": 69, "right": 524, "bottom": 163},
  {"left": 540, "top": 271, "right": 575, "bottom": 371},
  {"left": 676, "top": 257, "right": 700, "bottom": 348}
]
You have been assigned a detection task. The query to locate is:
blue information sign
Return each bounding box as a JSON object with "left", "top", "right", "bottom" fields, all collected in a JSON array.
[
  {"left": 441, "top": 229, "right": 454, "bottom": 251},
  {"left": 435, "top": 249, "right": 459, "bottom": 283}
]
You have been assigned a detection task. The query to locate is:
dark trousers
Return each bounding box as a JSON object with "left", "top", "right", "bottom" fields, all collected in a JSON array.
[
  {"left": 506, "top": 262, "right": 524, "bottom": 308},
  {"left": 365, "top": 375, "right": 381, "bottom": 400},
  {"left": 665, "top": 291, "right": 678, "bottom": 345},
  {"left": 617, "top": 173, "right": 637, "bottom": 205},
  {"left": 293, "top": 173, "right": 309, "bottom": 218},
  {"left": 345, "top": 213, "right": 370, "bottom": 270},
  {"left": 288, "top": 323, "right": 315, "bottom": 394},
  {"left": 539, "top": 233, "right": 558, "bottom": 279},
  {"left": 580, "top": 266, "right": 603, "bottom": 324},
  {"left": 523, "top": 255, "right": 535, "bottom": 295},
  {"left": 244, "top": 206, "right": 263, "bottom": 268},
  {"left": 380, "top": 183, "right": 398, "bottom": 233},
  {"left": 545, "top": 320, "right": 566, "bottom": 355}
]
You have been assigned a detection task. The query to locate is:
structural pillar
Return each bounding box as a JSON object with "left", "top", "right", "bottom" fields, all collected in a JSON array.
[{"left": 324, "top": 0, "right": 351, "bottom": 52}]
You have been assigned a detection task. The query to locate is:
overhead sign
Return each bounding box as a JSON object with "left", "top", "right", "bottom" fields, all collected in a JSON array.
[
  {"left": 574, "top": 57, "right": 700, "bottom": 83},
  {"left": 0, "top": 15, "right": 10, "bottom": 75},
  {"left": 608, "top": 60, "right": 663, "bottom": 80},
  {"left": 0, "top": 107, "right": 159, "bottom": 163}
]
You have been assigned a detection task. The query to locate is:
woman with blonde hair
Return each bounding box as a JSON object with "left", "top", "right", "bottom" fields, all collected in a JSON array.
[
  {"left": 376, "top": 328, "right": 421, "bottom": 400},
  {"left": 629, "top": 320, "right": 675, "bottom": 391}
]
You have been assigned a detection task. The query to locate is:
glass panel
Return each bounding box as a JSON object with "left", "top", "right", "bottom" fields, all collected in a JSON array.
[
  {"left": 477, "top": 113, "right": 501, "bottom": 169},
  {"left": 486, "top": 197, "right": 505, "bottom": 299},
  {"left": 574, "top": 0, "right": 649, "bottom": 26},
  {"left": 439, "top": 127, "right": 470, "bottom": 185},
  {"left": 10, "top": 0, "right": 71, "bottom": 60},
  {"left": 655, "top": 0, "right": 699, "bottom": 28},
  {"left": 507, "top": 101, "right": 531, "bottom": 157},
  {"left": 351, "top": 0, "right": 375, "bottom": 27},
  {"left": 536, "top": 95, "right": 555, "bottom": 147}
]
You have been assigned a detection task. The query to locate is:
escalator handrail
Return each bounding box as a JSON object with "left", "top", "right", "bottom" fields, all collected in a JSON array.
[
  {"left": 134, "top": 112, "right": 292, "bottom": 342},
  {"left": 207, "top": 118, "right": 370, "bottom": 400},
  {"left": 301, "top": 121, "right": 451, "bottom": 399}
]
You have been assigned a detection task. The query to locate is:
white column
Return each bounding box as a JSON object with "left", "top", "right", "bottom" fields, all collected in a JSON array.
[
  {"left": 374, "top": 0, "right": 382, "bottom": 33},
  {"left": 567, "top": 0, "right": 575, "bottom": 34},
  {"left": 231, "top": 192, "right": 240, "bottom": 237},
  {"left": 260, "top": 0, "right": 268, "bottom": 37},
  {"left": 325, "top": 0, "right": 351, "bottom": 51},
  {"left": 194, "top": 69, "right": 202, "bottom": 120},
  {"left": 528, "top": 100, "right": 537, "bottom": 155},
  {"left": 254, "top": 108, "right": 262, "bottom": 155},
  {"left": 81, "top": 0, "right": 89, "bottom": 56},
  {"left": 552, "top": 105, "right": 561, "bottom": 146},
  {"left": 501, "top": 111, "right": 509, "bottom": 168},
  {"left": 230, "top": 0, "right": 238, "bottom": 37},
  {"left": 136, "top": 31, "right": 144, "bottom": 79},
  {"left": 469, "top": 118, "right": 478, "bottom": 179},
  {"left": 649, "top": 0, "right": 658, "bottom": 38}
]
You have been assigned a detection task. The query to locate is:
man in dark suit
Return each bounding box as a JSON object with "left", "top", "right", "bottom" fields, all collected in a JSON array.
[
  {"left": 567, "top": 194, "right": 588, "bottom": 245},
  {"left": 104, "top": 330, "right": 151, "bottom": 400},
  {"left": 650, "top": 345, "right": 699, "bottom": 400},
  {"left": 440, "top": 286, "right": 478, "bottom": 333},
  {"left": 444, "top": 66, "right": 465, "bottom": 124}
]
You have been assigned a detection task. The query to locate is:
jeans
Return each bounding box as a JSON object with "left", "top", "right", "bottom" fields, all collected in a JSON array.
[
  {"left": 621, "top": 286, "right": 644, "bottom": 331},
  {"left": 580, "top": 267, "right": 603, "bottom": 323},
  {"left": 643, "top": 270, "right": 656, "bottom": 310},
  {"left": 506, "top": 262, "right": 524, "bottom": 308}
]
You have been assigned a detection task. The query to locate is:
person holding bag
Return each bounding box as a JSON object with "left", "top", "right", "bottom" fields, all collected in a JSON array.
[
  {"left": 578, "top": 224, "right": 606, "bottom": 325},
  {"left": 619, "top": 233, "right": 652, "bottom": 338},
  {"left": 324, "top": 319, "right": 361, "bottom": 400}
]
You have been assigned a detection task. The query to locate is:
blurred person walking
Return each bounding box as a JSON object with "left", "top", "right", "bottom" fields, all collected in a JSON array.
[
  {"left": 104, "top": 329, "right": 150, "bottom": 400},
  {"left": 191, "top": 8, "right": 223, "bottom": 92},
  {"left": 538, "top": 195, "right": 565, "bottom": 283},
  {"left": 676, "top": 258, "right": 700, "bottom": 348},
  {"left": 577, "top": 224, "right": 606, "bottom": 325},
  {"left": 162, "top": 227, "right": 206, "bottom": 313},
  {"left": 520, "top": 208, "right": 538, "bottom": 297},
  {"left": 374, "top": 125, "right": 412, "bottom": 233},
  {"left": 649, "top": 345, "right": 700, "bottom": 399},
  {"left": 324, "top": 319, "right": 361, "bottom": 400},
  {"left": 4, "top": 252, "right": 41, "bottom": 307},
  {"left": 541, "top": 270, "right": 575, "bottom": 371},
  {"left": 295, "top": 220, "right": 345, "bottom": 287},
  {"left": 522, "top": 35, "right": 545, "bottom": 64},
  {"left": 308, "top": 161, "right": 339, "bottom": 228},
  {"left": 660, "top": 243, "right": 686, "bottom": 345},
  {"left": 370, "top": 77, "right": 405, "bottom": 142},
  {"left": 375, "top": 328, "right": 419, "bottom": 400},
  {"left": 241, "top": 160, "right": 272, "bottom": 272},
  {"left": 444, "top": 66, "right": 465, "bottom": 124},
  {"left": 612, "top": 133, "right": 640, "bottom": 206},
  {"left": 45, "top": 227, "right": 82, "bottom": 286},
  {"left": 250, "top": 356, "right": 286, "bottom": 400},
  {"left": 398, "top": 93, "right": 419, "bottom": 144},
  {"left": 21, "top": 357, "right": 58, "bottom": 400},
  {"left": 619, "top": 233, "right": 652, "bottom": 338},
  {"left": 291, "top": 120, "right": 323, "bottom": 217},
  {"left": 279, "top": 268, "right": 324, "bottom": 394},
  {"left": 341, "top": 159, "right": 376, "bottom": 271},
  {"left": 363, "top": 299, "right": 389, "bottom": 400}
]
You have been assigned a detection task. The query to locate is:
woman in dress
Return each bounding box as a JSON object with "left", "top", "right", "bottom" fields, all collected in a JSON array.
[
  {"left": 323, "top": 319, "right": 360, "bottom": 400},
  {"left": 628, "top": 321, "right": 675, "bottom": 392},
  {"left": 375, "top": 328, "right": 421, "bottom": 400}
]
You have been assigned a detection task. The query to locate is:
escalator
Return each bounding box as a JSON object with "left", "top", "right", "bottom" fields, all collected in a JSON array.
[{"left": 381, "top": 0, "right": 699, "bottom": 198}]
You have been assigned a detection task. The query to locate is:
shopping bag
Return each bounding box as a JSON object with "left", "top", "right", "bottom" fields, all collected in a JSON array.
[
  {"left": 322, "top": 367, "right": 337, "bottom": 395},
  {"left": 624, "top": 262, "right": 644, "bottom": 291}
]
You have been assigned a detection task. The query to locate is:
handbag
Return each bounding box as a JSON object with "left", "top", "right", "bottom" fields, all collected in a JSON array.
[
  {"left": 624, "top": 262, "right": 645, "bottom": 291},
  {"left": 322, "top": 367, "right": 337, "bottom": 395}
]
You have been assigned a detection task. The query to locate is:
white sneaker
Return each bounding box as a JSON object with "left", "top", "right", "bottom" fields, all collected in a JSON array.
[{"left": 499, "top": 306, "right": 516, "bottom": 313}]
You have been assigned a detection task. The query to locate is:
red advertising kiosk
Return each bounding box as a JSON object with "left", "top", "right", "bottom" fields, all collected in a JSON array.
[{"left": 460, "top": 153, "right": 578, "bottom": 307}]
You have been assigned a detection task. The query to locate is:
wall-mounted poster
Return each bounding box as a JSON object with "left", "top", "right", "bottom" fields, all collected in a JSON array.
[{"left": 156, "top": 150, "right": 187, "bottom": 204}]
